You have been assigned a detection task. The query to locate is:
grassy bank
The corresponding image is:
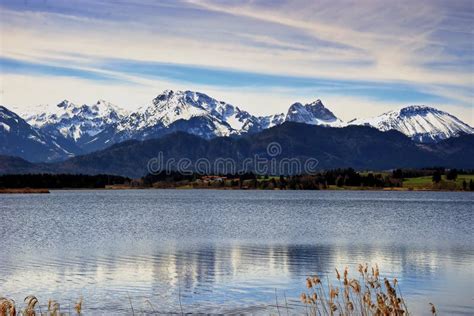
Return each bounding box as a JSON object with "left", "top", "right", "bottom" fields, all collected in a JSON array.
[{"left": 402, "top": 174, "right": 474, "bottom": 190}]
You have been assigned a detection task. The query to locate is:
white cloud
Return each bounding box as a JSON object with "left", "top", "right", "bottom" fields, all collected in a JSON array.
[{"left": 0, "top": 0, "right": 472, "bottom": 124}]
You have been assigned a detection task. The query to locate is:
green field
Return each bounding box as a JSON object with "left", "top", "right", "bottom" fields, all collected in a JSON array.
[
  {"left": 402, "top": 174, "right": 474, "bottom": 190},
  {"left": 358, "top": 171, "right": 391, "bottom": 177}
]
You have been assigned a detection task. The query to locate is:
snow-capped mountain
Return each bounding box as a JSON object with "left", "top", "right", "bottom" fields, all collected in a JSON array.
[
  {"left": 284, "top": 100, "right": 343, "bottom": 126},
  {"left": 256, "top": 99, "right": 343, "bottom": 129},
  {"left": 124, "top": 90, "right": 262, "bottom": 136},
  {"left": 90, "top": 92, "right": 343, "bottom": 147},
  {"left": 19, "top": 91, "right": 347, "bottom": 154},
  {"left": 26, "top": 99, "right": 127, "bottom": 145},
  {"left": 349, "top": 105, "right": 474, "bottom": 143},
  {"left": 83, "top": 90, "right": 264, "bottom": 152},
  {"left": 6, "top": 90, "right": 472, "bottom": 163},
  {"left": 0, "top": 105, "right": 79, "bottom": 162}
]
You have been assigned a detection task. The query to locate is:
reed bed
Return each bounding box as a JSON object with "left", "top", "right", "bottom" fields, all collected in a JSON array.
[
  {"left": 1, "top": 264, "right": 437, "bottom": 315},
  {"left": 298, "top": 264, "right": 436, "bottom": 316},
  {"left": 0, "top": 296, "right": 82, "bottom": 316}
]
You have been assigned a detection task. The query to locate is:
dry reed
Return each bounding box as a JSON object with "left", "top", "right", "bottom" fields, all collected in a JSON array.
[
  {"left": 299, "top": 264, "right": 437, "bottom": 316},
  {"left": 0, "top": 265, "right": 439, "bottom": 315},
  {"left": 0, "top": 296, "right": 82, "bottom": 316}
]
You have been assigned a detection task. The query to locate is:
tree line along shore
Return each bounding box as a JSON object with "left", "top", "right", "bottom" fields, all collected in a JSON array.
[{"left": 1, "top": 168, "right": 473, "bottom": 192}]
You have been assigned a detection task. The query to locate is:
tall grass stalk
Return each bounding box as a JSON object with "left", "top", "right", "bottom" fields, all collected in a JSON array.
[{"left": 298, "top": 263, "right": 432, "bottom": 316}]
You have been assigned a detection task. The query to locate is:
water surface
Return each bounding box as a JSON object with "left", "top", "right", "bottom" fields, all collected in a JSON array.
[{"left": 1, "top": 190, "right": 473, "bottom": 314}]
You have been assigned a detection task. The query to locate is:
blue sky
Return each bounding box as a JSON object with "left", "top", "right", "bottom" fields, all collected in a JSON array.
[{"left": 0, "top": 0, "right": 472, "bottom": 123}]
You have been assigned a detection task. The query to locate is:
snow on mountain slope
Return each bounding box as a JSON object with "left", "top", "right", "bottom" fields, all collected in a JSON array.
[
  {"left": 0, "top": 105, "right": 77, "bottom": 162},
  {"left": 82, "top": 90, "right": 266, "bottom": 152},
  {"left": 0, "top": 122, "right": 11, "bottom": 132},
  {"left": 349, "top": 105, "right": 474, "bottom": 143},
  {"left": 115, "top": 90, "right": 262, "bottom": 138},
  {"left": 26, "top": 99, "right": 127, "bottom": 144},
  {"left": 258, "top": 113, "right": 286, "bottom": 129},
  {"left": 285, "top": 100, "right": 344, "bottom": 127},
  {"left": 257, "top": 99, "right": 343, "bottom": 130}
]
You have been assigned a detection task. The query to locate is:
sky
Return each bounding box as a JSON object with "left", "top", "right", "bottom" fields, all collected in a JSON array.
[{"left": 0, "top": 0, "right": 473, "bottom": 124}]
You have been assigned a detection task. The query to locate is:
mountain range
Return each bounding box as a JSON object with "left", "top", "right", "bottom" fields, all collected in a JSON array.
[
  {"left": 1, "top": 123, "right": 472, "bottom": 178},
  {"left": 1, "top": 89, "right": 473, "bottom": 165}
]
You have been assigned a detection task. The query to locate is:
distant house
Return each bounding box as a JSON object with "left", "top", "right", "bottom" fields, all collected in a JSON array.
[{"left": 201, "top": 175, "right": 227, "bottom": 182}]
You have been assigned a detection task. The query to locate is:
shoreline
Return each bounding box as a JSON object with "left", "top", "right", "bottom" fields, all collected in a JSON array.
[
  {"left": 0, "top": 188, "right": 50, "bottom": 194},
  {"left": 1, "top": 186, "right": 472, "bottom": 193},
  {"left": 101, "top": 185, "right": 473, "bottom": 192}
]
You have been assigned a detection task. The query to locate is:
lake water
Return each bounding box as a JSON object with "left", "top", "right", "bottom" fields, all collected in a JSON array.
[{"left": 1, "top": 190, "right": 473, "bottom": 315}]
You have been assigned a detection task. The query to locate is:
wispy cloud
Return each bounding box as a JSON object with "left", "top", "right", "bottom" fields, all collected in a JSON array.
[
  {"left": 0, "top": 57, "right": 125, "bottom": 83},
  {"left": 0, "top": 0, "right": 472, "bottom": 124}
]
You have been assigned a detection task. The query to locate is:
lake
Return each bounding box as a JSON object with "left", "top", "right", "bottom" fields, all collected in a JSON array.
[{"left": 1, "top": 190, "right": 473, "bottom": 315}]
